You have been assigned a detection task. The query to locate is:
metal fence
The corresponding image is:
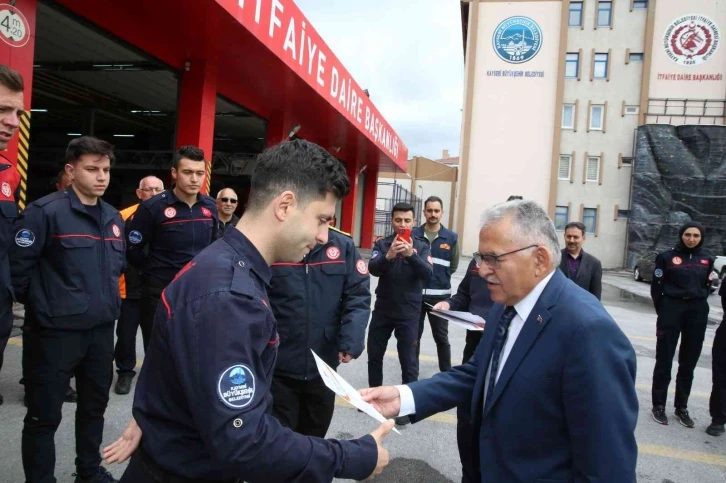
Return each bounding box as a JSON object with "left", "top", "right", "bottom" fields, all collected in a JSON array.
[{"left": 374, "top": 181, "right": 422, "bottom": 240}]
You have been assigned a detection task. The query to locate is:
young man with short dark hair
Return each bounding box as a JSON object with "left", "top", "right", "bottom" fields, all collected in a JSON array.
[
  {"left": 367, "top": 202, "right": 432, "bottom": 425},
  {"left": 11, "top": 136, "right": 125, "bottom": 483},
  {"left": 126, "top": 145, "right": 218, "bottom": 350}
]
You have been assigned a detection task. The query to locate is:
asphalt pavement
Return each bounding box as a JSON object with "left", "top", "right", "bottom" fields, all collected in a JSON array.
[{"left": 0, "top": 261, "right": 725, "bottom": 482}]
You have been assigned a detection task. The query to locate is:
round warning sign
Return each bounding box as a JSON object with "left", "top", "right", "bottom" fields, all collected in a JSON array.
[{"left": 0, "top": 5, "right": 30, "bottom": 48}]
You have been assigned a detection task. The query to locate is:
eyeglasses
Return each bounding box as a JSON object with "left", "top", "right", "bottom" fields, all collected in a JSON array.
[
  {"left": 220, "top": 197, "right": 238, "bottom": 204},
  {"left": 139, "top": 187, "right": 164, "bottom": 194},
  {"left": 473, "top": 245, "right": 538, "bottom": 269}
]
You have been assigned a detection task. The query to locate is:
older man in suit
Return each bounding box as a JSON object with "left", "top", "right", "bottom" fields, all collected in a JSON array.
[
  {"left": 362, "top": 200, "right": 638, "bottom": 483},
  {"left": 558, "top": 221, "right": 602, "bottom": 300}
]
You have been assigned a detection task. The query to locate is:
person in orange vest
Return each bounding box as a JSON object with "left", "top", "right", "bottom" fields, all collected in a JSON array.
[{"left": 114, "top": 176, "right": 164, "bottom": 395}]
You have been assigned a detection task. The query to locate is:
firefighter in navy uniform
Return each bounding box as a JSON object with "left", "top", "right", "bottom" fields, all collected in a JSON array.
[
  {"left": 102, "top": 140, "right": 393, "bottom": 483},
  {"left": 650, "top": 221, "right": 714, "bottom": 428},
  {"left": 126, "top": 145, "right": 218, "bottom": 350},
  {"left": 0, "top": 64, "right": 24, "bottom": 407},
  {"left": 269, "top": 226, "right": 370, "bottom": 437},
  {"left": 367, "top": 202, "right": 432, "bottom": 425},
  {"left": 413, "top": 196, "right": 459, "bottom": 372},
  {"left": 11, "top": 137, "right": 124, "bottom": 483},
  {"left": 706, "top": 281, "right": 726, "bottom": 437},
  {"left": 433, "top": 258, "right": 494, "bottom": 483}
]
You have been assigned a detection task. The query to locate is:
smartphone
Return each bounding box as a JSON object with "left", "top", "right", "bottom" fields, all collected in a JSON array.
[{"left": 397, "top": 228, "right": 412, "bottom": 243}]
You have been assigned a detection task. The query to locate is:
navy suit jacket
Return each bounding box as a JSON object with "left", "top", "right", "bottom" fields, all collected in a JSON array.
[{"left": 408, "top": 269, "right": 638, "bottom": 483}]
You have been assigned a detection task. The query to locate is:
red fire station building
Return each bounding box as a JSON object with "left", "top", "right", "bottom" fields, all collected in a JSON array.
[{"left": 0, "top": 0, "right": 407, "bottom": 248}]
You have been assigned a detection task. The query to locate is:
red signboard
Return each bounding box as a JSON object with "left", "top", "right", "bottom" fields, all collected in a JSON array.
[{"left": 215, "top": 0, "right": 408, "bottom": 167}]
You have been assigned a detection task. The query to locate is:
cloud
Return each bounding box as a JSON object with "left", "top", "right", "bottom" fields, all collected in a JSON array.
[{"left": 296, "top": 0, "right": 464, "bottom": 160}]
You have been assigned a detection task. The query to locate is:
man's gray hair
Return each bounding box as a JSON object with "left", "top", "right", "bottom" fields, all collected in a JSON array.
[
  {"left": 138, "top": 176, "right": 163, "bottom": 190},
  {"left": 217, "top": 187, "right": 236, "bottom": 199},
  {"left": 480, "top": 200, "right": 561, "bottom": 268}
]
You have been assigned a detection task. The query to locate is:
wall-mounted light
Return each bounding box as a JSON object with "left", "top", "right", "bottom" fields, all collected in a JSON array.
[
  {"left": 113, "top": 134, "right": 135, "bottom": 138},
  {"left": 30, "top": 109, "right": 47, "bottom": 113},
  {"left": 67, "top": 133, "right": 82, "bottom": 136},
  {"left": 287, "top": 124, "right": 301, "bottom": 138}
]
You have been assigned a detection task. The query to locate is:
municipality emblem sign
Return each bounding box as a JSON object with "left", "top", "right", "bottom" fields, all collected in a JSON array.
[
  {"left": 663, "top": 14, "right": 720, "bottom": 66},
  {"left": 493, "top": 16, "right": 542, "bottom": 64}
]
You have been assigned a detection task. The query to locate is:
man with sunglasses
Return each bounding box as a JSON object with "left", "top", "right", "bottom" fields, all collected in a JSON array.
[
  {"left": 114, "top": 176, "right": 164, "bottom": 395},
  {"left": 216, "top": 188, "right": 240, "bottom": 237}
]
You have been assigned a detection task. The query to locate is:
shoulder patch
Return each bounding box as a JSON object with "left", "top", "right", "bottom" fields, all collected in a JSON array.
[
  {"left": 356, "top": 259, "right": 369, "bottom": 275},
  {"left": 654, "top": 269, "right": 663, "bottom": 278},
  {"left": 15, "top": 229, "right": 35, "bottom": 247},
  {"left": 218, "top": 364, "right": 256, "bottom": 409}
]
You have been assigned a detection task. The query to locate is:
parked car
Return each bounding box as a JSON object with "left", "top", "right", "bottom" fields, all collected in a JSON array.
[{"left": 634, "top": 251, "right": 720, "bottom": 293}]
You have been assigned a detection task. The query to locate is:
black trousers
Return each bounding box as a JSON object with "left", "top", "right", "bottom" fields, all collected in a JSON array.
[
  {"left": 417, "top": 297, "right": 451, "bottom": 372},
  {"left": 140, "top": 276, "right": 169, "bottom": 351},
  {"left": 114, "top": 298, "right": 142, "bottom": 377},
  {"left": 652, "top": 297, "right": 709, "bottom": 409},
  {"left": 710, "top": 320, "right": 726, "bottom": 425},
  {"left": 0, "top": 292, "right": 13, "bottom": 379},
  {"left": 22, "top": 322, "right": 114, "bottom": 483},
  {"left": 270, "top": 374, "right": 336, "bottom": 438},
  {"left": 457, "top": 330, "right": 483, "bottom": 483},
  {"left": 367, "top": 311, "right": 419, "bottom": 387}
]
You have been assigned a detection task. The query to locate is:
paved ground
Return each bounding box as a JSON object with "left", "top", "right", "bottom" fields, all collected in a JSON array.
[{"left": 1, "top": 261, "right": 725, "bottom": 482}]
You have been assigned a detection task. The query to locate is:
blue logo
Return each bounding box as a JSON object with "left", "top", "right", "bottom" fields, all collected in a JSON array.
[
  {"left": 15, "top": 229, "right": 35, "bottom": 247},
  {"left": 218, "top": 364, "right": 255, "bottom": 409},
  {"left": 654, "top": 269, "right": 663, "bottom": 278},
  {"left": 492, "top": 16, "right": 543, "bottom": 64},
  {"left": 128, "top": 230, "right": 142, "bottom": 245}
]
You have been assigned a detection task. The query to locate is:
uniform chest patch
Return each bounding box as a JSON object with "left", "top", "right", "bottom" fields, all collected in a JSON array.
[
  {"left": 326, "top": 246, "right": 341, "bottom": 260},
  {"left": 128, "top": 230, "right": 142, "bottom": 245},
  {"left": 356, "top": 259, "right": 368, "bottom": 275},
  {"left": 1, "top": 182, "right": 11, "bottom": 197},
  {"left": 15, "top": 229, "right": 34, "bottom": 247},
  {"left": 654, "top": 269, "right": 664, "bottom": 278},
  {"left": 218, "top": 364, "right": 256, "bottom": 409},
  {"left": 201, "top": 207, "right": 212, "bottom": 218},
  {"left": 672, "top": 256, "right": 682, "bottom": 265},
  {"left": 112, "top": 224, "right": 121, "bottom": 237},
  {"left": 440, "top": 243, "right": 451, "bottom": 250},
  {"left": 700, "top": 259, "right": 710, "bottom": 266},
  {"left": 164, "top": 207, "right": 177, "bottom": 219}
]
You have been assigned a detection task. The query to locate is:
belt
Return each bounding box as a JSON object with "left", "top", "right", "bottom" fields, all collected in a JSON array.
[{"left": 139, "top": 447, "right": 239, "bottom": 483}]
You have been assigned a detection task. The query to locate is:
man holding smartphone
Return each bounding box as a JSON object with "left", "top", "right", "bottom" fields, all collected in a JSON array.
[{"left": 367, "top": 202, "right": 432, "bottom": 425}]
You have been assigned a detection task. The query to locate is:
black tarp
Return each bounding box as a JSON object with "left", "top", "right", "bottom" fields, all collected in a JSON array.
[{"left": 627, "top": 124, "right": 726, "bottom": 267}]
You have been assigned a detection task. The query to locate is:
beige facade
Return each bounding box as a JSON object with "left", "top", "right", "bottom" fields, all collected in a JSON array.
[{"left": 457, "top": 0, "right": 726, "bottom": 268}]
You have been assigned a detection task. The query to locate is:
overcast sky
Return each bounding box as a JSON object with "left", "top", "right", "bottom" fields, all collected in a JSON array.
[{"left": 295, "top": 0, "right": 464, "bottom": 160}]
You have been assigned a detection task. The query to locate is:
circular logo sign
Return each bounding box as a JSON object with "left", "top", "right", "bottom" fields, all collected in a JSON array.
[
  {"left": 128, "top": 230, "right": 143, "bottom": 245},
  {"left": 112, "top": 224, "right": 121, "bottom": 237},
  {"left": 0, "top": 5, "right": 30, "bottom": 48},
  {"left": 201, "top": 207, "right": 212, "bottom": 217},
  {"left": 164, "top": 207, "right": 177, "bottom": 219},
  {"left": 217, "top": 364, "right": 256, "bottom": 409},
  {"left": 356, "top": 259, "right": 368, "bottom": 275},
  {"left": 1, "top": 181, "right": 10, "bottom": 197},
  {"left": 492, "top": 16, "right": 543, "bottom": 64},
  {"left": 672, "top": 256, "right": 683, "bottom": 265},
  {"left": 15, "top": 229, "right": 34, "bottom": 247},
  {"left": 326, "top": 246, "right": 341, "bottom": 260},
  {"left": 663, "top": 15, "right": 720, "bottom": 66}
]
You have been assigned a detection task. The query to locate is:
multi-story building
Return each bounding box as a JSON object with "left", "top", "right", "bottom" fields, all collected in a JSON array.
[{"left": 455, "top": 0, "right": 725, "bottom": 268}]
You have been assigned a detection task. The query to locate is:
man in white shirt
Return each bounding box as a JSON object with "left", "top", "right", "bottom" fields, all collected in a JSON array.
[{"left": 361, "top": 199, "right": 638, "bottom": 483}]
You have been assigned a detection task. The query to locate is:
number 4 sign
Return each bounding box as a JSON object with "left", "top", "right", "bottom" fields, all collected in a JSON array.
[{"left": 0, "top": 4, "right": 29, "bottom": 48}]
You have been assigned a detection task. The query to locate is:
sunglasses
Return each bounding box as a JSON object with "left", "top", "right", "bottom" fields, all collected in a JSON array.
[{"left": 220, "top": 197, "right": 238, "bottom": 204}]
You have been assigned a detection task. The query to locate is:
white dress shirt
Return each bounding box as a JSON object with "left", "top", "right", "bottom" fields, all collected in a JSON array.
[{"left": 396, "top": 270, "right": 556, "bottom": 417}]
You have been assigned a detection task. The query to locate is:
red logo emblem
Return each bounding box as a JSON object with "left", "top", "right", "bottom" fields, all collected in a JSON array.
[
  {"left": 664, "top": 15, "right": 720, "bottom": 66},
  {"left": 701, "top": 259, "right": 710, "bottom": 266},
  {"left": 112, "top": 224, "right": 121, "bottom": 237},
  {"left": 326, "top": 246, "right": 341, "bottom": 260},
  {"left": 356, "top": 259, "right": 368, "bottom": 275},
  {"left": 164, "top": 207, "right": 177, "bottom": 219},
  {"left": 672, "top": 256, "right": 683, "bottom": 265},
  {"left": 201, "top": 207, "right": 212, "bottom": 217},
  {"left": 1, "top": 182, "right": 10, "bottom": 197}
]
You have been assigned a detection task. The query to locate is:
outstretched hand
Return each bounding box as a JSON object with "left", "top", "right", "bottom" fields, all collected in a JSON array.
[{"left": 359, "top": 386, "right": 401, "bottom": 418}]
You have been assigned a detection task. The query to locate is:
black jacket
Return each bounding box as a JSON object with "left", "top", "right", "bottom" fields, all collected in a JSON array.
[
  {"left": 558, "top": 249, "right": 603, "bottom": 300},
  {"left": 368, "top": 233, "right": 432, "bottom": 319},
  {"left": 10, "top": 188, "right": 125, "bottom": 329},
  {"left": 651, "top": 221, "right": 714, "bottom": 310},
  {"left": 268, "top": 229, "right": 371, "bottom": 380}
]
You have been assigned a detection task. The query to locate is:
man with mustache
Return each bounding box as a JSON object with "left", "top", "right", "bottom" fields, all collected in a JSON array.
[
  {"left": 558, "top": 221, "right": 602, "bottom": 300},
  {"left": 126, "top": 146, "right": 218, "bottom": 351}
]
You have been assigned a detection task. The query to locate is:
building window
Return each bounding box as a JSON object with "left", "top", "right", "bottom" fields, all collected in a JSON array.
[
  {"left": 621, "top": 156, "right": 633, "bottom": 165},
  {"left": 558, "top": 155, "right": 572, "bottom": 180},
  {"left": 565, "top": 53, "right": 579, "bottom": 78},
  {"left": 586, "top": 156, "right": 600, "bottom": 182},
  {"left": 629, "top": 52, "right": 644, "bottom": 62},
  {"left": 594, "top": 53, "right": 609, "bottom": 79},
  {"left": 590, "top": 104, "right": 604, "bottom": 130},
  {"left": 633, "top": 0, "right": 648, "bottom": 9},
  {"left": 617, "top": 209, "right": 631, "bottom": 219},
  {"left": 555, "top": 206, "right": 569, "bottom": 231},
  {"left": 562, "top": 104, "right": 575, "bottom": 129},
  {"left": 583, "top": 208, "right": 597, "bottom": 234},
  {"left": 569, "top": 2, "right": 583, "bottom": 27},
  {"left": 597, "top": 1, "right": 612, "bottom": 27},
  {"left": 624, "top": 106, "right": 639, "bottom": 115}
]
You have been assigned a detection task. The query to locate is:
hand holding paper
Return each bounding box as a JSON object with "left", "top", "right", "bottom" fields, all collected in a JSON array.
[{"left": 431, "top": 308, "right": 485, "bottom": 331}]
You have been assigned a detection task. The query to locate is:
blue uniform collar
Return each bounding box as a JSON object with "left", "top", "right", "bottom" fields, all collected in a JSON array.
[
  {"left": 223, "top": 227, "right": 271, "bottom": 285},
  {"left": 164, "top": 186, "right": 206, "bottom": 205},
  {"left": 65, "top": 185, "right": 115, "bottom": 224}
]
